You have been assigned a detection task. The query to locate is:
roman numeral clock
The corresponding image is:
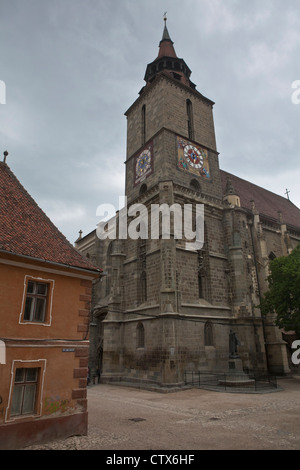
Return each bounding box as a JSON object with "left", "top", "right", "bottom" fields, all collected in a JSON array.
[{"left": 134, "top": 142, "right": 153, "bottom": 186}]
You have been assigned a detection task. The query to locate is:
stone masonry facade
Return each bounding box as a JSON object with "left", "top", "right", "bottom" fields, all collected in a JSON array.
[{"left": 76, "top": 24, "right": 300, "bottom": 387}]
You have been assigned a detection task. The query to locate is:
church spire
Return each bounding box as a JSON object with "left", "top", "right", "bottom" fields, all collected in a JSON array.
[
  {"left": 142, "top": 16, "right": 196, "bottom": 91},
  {"left": 161, "top": 20, "right": 172, "bottom": 41},
  {"left": 157, "top": 14, "right": 177, "bottom": 59},
  {"left": 223, "top": 175, "right": 241, "bottom": 207}
]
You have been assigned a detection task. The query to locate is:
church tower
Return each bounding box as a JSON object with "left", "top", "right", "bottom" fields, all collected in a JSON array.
[
  {"left": 125, "top": 16, "right": 222, "bottom": 205},
  {"left": 81, "top": 18, "right": 272, "bottom": 387}
]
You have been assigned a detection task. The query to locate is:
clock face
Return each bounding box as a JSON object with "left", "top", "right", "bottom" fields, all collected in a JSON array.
[
  {"left": 134, "top": 142, "right": 153, "bottom": 186},
  {"left": 136, "top": 149, "right": 151, "bottom": 176},
  {"left": 184, "top": 145, "right": 204, "bottom": 169},
  {"left": 177, "top": 136, "right": 210, "bottom": 179}
]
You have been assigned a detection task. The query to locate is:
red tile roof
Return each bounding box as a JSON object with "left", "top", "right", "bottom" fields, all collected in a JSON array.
[
  {"left": 221, "top": 170, "right": 300, "bottom": 230},
  {"left": 0, "top": 162, "right": 101, "bottom": 273}
]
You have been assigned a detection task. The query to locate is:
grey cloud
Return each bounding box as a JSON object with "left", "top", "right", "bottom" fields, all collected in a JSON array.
[{"left": 0, "top": 0, "right": 299, "bottom": 242}]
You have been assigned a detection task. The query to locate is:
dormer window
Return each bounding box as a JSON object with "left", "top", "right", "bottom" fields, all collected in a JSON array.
[{"left": 173, "top": 72, "right": 181, "bottom": 81}]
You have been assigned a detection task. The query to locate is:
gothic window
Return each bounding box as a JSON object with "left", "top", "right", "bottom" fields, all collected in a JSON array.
[
  {"left": 197, "top": 240, "right": 208, "bottom": 301},
  {"left": 198, "top": 273, "right": 204, "bottom": 299},
  {"left": 204, "top": 321, "right": 214, "bottom": 346},
  {"left": 137, "top": 230, "right": 147, "bottom": 304},
  {"left": 141, "top": 105, "right": 146, "bottom": 145},
  {"left": 136, "top": 322, "right": 145, "bottom": 349},
  {"left": 105, "top": 241, "right": 113, "bottom": 296},
  {"left": 141, "top": 271, "right": 147, "bottom": 303},
  {"left": 186, "top": 99, "right": 194, "bottom": 140}
]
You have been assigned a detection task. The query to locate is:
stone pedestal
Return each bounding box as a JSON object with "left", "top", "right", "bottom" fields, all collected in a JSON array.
[
  {"left": 228, "top": 357, "right": 244, "bottom": 373},
  {"left": 219, "top": 357, "right": 255, "bottom": 387}
]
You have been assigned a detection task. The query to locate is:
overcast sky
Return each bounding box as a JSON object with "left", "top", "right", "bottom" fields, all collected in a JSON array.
[{"left": 1, "top": 0, "right": 299, "bottom": 243}]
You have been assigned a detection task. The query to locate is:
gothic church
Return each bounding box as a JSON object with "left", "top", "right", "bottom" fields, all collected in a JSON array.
[{"left": 76, "top": 19, "right": 300, "bottom": 388}]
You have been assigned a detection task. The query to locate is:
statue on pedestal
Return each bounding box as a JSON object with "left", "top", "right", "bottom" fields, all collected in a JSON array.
[{"left": 229, "top": 329, "right": 240, "bottom": 358}]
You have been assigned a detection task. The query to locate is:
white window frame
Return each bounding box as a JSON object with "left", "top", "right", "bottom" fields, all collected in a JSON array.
[{"left": 0, "top": 340, "right": 6, "bottom": 364}]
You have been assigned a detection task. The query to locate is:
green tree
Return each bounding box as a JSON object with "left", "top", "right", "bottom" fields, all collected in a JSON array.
[{"left": 260, "top": 244, "right": 300, "bottom": 337}]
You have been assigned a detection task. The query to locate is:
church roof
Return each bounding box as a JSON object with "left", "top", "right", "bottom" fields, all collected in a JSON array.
[
  {"left": 143, "top": 18, "right": 195, "bottom": 90},
  {"left": 221, "top": 169, "right": 300, "bottom": 230},
  {"left": 0, "top": 161, "right": 101, "bottom": 273},
  {"left": 157, "top": 21, "right": 177, "bottom": 59},
  {"left": 161, "top": 21, "right": 172, "bottom": 42}
]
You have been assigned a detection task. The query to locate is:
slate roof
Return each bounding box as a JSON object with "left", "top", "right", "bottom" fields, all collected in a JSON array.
[
  {"left": 221, "top": 169, "right": 300, "bottom": 230},
  {"left": 0, "top": 162, "right": 101, "bottom": 273}
]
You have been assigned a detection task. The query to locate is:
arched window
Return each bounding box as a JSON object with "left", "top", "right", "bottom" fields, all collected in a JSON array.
[
  {"left": 198, "top": 273, "right": 204, "bottom": 299},
  {"left": 141, "top": 104, "right": 146, "bottom": 145},
  {"left": 204, "top": 321, "right": 214, "bottom": 346},
  {"left": 141, "top": 271, "right": 147, "bottom": 303},
  {"left": 139, "top": 183, "right": 147, "bottom": 195},
  {"left": 190, "top": 178, "right": 201, "bottom": 193},
  {"left": 105, "top": 242, "right": 113, "bottom": 296},
  {"left": 136, "top": 322, "right": 145, "bottom": 348},
  {"left": 186, "top": 99, "right": 194, "bottom": 140}
]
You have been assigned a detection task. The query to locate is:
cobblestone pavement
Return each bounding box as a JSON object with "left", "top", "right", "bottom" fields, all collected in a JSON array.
[{"left": 23, "top": 377, "right": 300, "bottom": 450}]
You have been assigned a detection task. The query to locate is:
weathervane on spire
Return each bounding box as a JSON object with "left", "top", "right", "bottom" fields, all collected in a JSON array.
[{"left": 163, "top": 11, "right": 167, "bottom": 22}]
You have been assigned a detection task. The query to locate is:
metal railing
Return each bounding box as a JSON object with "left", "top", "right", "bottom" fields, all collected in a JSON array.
[{"left": 184, "top": 370, "right": 277, "bottom": 392}]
